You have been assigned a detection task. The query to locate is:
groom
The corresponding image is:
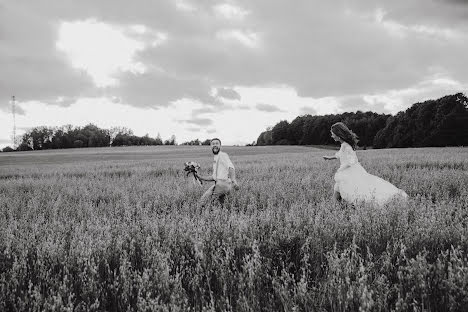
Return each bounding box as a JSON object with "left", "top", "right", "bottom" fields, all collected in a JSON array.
[{"left": 198, "top": 138, "right": 239, "bottom": 206}]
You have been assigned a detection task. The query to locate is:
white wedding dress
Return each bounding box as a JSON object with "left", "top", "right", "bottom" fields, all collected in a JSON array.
[{"left": 334, "top": 142, "right": 408, "bottom": 206}]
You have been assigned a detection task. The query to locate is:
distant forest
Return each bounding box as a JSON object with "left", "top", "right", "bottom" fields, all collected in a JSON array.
[
  {"left": 256, "top": 93, "right": 468, "bottom": 148},
  {"left": 1, "top": 125, "right": 212, "bottom": 152}
]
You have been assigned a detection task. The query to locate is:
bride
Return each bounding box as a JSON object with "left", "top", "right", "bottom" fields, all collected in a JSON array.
[{"left": 323, "top": 122, "right": 408, "bottom": 206}]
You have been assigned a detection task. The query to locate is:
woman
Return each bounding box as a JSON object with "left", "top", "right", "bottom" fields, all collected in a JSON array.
[{"left": 323, "top": 122, "right": 408, "bottom": 206}]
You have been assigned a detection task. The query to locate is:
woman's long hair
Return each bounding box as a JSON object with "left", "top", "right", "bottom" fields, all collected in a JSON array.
[{"left": 331, "top": 122, "right": 359, "bottom": 150}]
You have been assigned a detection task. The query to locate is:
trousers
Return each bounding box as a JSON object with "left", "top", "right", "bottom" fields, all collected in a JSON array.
[{"left": 200, "top": 180, "right": 233, "bottom": 205}]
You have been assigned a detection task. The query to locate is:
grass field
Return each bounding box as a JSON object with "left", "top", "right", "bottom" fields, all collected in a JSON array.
[{"left": 1, "top": 146, "right": 467, "bottom": 311}]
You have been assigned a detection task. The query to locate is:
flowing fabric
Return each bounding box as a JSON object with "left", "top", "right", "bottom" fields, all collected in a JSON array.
[{"left": 334, "top": 143, "right": 408, "bottom": 206}]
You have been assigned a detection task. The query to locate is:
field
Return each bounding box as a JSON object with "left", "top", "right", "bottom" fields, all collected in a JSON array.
[{"left": 1, "top": 146, "right": 467, "bottom": 311}]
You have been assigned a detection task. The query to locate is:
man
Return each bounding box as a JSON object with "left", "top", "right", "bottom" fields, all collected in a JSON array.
[{"left": 198, "top": 138, "right": 239, "bottom": 206}]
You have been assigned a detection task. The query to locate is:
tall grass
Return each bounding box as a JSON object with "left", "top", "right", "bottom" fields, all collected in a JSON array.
[{"left": 0, "top": 147, "right": 467, "bottom": 311}]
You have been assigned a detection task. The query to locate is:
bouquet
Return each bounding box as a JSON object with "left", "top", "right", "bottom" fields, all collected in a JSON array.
[{"left": 184, "top": 161, "right": 203, "bottom": 185}]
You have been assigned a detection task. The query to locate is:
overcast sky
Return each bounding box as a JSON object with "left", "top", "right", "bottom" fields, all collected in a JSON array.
[{"left": 1, "top": 0, "right": 467, "bottom": 147}]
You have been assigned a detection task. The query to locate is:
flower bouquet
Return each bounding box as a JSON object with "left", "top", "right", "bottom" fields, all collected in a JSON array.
[{"left": 184, "top": 161, "right": 203, "bottom": 185}]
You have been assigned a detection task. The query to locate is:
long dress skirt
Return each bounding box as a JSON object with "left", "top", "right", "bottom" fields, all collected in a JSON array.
[{"left": 334, "top": 162, "right": 408, "bottom": 206}]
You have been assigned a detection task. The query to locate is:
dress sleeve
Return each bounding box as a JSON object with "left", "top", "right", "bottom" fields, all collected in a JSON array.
[{"left": 334, "top": 145, "right": 342, "bottom": 158}]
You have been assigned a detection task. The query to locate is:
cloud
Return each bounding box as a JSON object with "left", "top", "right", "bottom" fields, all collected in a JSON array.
[
  {"left": 338, "top": 96, "right": 384, "bottom": 113},
  {"left": 338, "top": 74, "right": 468, "bottom": 114},
  {"left": 15, "top": 105, "right": 26, "bottom": 116},
  {"left": 56, "top": 20, "right": 151, "bottom": 87},
  {"left": 361, "top": 8, "right": 465, "bottom": 41},
  {"left": 1, "top": 0, "right": 468, "bottom": 125},
  {"left": 299, "top": 106, "right": 317, "bottom": 115},
  {"left": 216, "top": 88, "right": 241, "bottom": 100},
  {"left": 255, "top": 103, "right": 283, "bottom": 112},
  {"left": 213, "top": 3, "right": 249, "bottom": 20},
  {"left": 180, "top": 117, "right": 213, "bottom": 126},
  {"left": 175, "top": 0, "right": 197, "bottom": 12},
  {"left": 130, "top": 0, "right": 467, "bottom": 101},
  {"left": 216, "top": 29, "right": 260, "bottom": 48},
  {"left": 186, "top": 127, "right": 202, "bottom": 132},
  {"left": 0, "top": 101, "right": 26, "bottom": 115},
  {"left": 111, "top": 71, "right": 218, "bottom": 108},
  {"left": 192, "top": 107, "right": 217, "bottom": 115},
  {"left": 0, "top": 3, "right": 95, "bottom": 111},
  {"left": 445, "top": 0, "right": 468, "bottom": 5}
]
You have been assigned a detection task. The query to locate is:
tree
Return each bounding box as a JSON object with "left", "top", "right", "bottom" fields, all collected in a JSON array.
[
  {"left": 108, "top": 126, "right": 134, "bottom": 146},
  {"left": 112, "top": 134, "right": 130, "bottom": 146},
  {"left": 256, "top": 130, "right": 273, "bottom": 145},
  {"left": 166, "top": 135, "right": 177, "bottom": 145},
  {"left": 21, "top": 126, "right": 54, "bottom": 150},
  {"left": 17, "top": 143, "right": 32, "bottom": 151},
  {"left": 78, "top": 124, "right": 110, "bottom": 147},
  {"left": 16, "top": 124, "right": 169, "bottom": 150},
  {"left": 52, "top": 129, "right": 66, "bottom": 149},
  {"left": 155, "top": 133, "right": 163, "bottom": 145},
  {"left": 271, "top": 120, "right": 290, "bottom": 145},
  {"left": 374, "top": 117, "right": 396, "bottom": 148},
  {"left": 140, "top": 134, "right": 158, "bottom": 145},
  {"left": 373, "top": 93, "right": 468, "bottom": 148},
  {"left": 182, "top": 139, "right": 202, "bottom": 145},
  {"left": 73, "top": 140, "right": 84, "bottom": 148},
  {"left": 256, "top": 131, "right": 266, "bottom": 145},
  {"left": 20, "top": 133, "right": 33, "bottom": 150},
  {"left": 289, "top": 116, "right": 307, "bottom": 144},
  {"left": 2, "top": 146, "right": 14, "bottom": 152}
]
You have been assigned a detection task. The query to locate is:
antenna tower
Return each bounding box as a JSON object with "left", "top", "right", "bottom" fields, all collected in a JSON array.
[{"left": 11, "top": 96, "right": 17, "bottom": 148}]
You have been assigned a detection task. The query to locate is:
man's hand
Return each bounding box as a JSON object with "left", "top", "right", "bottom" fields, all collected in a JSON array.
[{"left": 232, "top": 180, "right": 240, "bottom": 190}]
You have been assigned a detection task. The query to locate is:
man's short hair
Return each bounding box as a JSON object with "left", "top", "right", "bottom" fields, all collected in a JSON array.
[{"left": 210, "top": 138, "right": 221, "bottom": 145}]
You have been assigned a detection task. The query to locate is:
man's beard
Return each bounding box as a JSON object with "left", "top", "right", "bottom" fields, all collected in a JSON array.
[{"left": 212, "top": 147, "right": 220, "bottom": 155}]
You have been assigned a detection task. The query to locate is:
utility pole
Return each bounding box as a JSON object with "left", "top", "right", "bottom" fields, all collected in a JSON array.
[{"left": 11, "top": 96, "right": 17, "bottom": 148}]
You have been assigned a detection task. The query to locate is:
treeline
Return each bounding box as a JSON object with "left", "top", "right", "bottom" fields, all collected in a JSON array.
[
  {"left": 257, "top": 111, "right": 390, "bottom": 147},
  {"left": 180, "top": 139, "right": 211, "bottom": 146},
  {"left": 257, "top": 93, "right": 468, "bottom": 148},
  {"left": 2, "top": 124, "right": 178, "bottom": 152},
  {"left": 373, "top": 93, "right": 468, "bottom": 148},
  {"left": 1, "top": 123, "right": 217, "bottom": 152}
]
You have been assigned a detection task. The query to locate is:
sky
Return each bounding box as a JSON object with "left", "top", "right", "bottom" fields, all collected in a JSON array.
[{"left": 1, "top": 0, "right": 467, "bottom": 147}]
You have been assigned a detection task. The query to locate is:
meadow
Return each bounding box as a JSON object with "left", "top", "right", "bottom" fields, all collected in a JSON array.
[{"left": 0, "top": 145, "right": 467, "bottom": 311}]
